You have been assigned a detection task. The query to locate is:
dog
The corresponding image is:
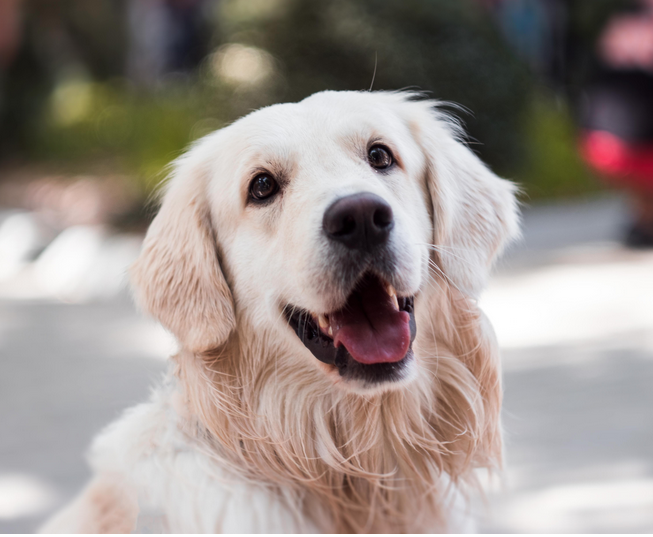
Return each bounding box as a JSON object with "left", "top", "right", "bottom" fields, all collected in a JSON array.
[{"left": 41, "top": 90, "right": 519, "bottom": 533}]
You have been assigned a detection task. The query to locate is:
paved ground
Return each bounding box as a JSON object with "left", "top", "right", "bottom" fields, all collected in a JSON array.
[
  {"left": 1, "top": 195, "right": 652, "bottom": 533},
  {"left": 481, "top": 196, "right": 653, "bottom": 532}
]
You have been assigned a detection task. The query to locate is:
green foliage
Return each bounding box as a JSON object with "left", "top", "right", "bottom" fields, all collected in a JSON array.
[
  {"left": 216, "top": 0, "right": 533, "bottom": 172},
  {"left": 9, "top": 0, "right": 612, "bottom": 204},
  {"left": 30, "top": 78, "right": 224, "bottom": 194},
  {"left": 22, "top": 0, "right": 536, "bottom": 198},
  {"left": 518, "top": 93, "right": 601, "bottom": 201}
]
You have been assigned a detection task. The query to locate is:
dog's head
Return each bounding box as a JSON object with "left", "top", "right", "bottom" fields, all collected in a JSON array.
[{"left": 132, "top": 91, "right": 519, "bottom": 393}]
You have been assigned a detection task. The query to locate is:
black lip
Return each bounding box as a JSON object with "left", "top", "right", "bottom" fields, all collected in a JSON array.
[{"left": 285, "top": 295, "right": 416, "bottom": 385}]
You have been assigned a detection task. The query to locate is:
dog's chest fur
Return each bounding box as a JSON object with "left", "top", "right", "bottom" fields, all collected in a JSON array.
[{"left": 87, "top": 377, "right": 473, "bottom": 533}]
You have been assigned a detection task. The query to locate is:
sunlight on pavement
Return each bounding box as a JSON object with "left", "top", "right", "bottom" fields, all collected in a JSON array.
[
  {"left": 482, "top": 247, "right": 653, "bottom": 350},
  {"left": 499, "top": 478, "right": 653, "bottom": 533},
  {"left": 480, "top": 242, "right": 653, "bottom": 532},
  {"left": 104, "top": 317, "right": 178, "bottom": 361}
]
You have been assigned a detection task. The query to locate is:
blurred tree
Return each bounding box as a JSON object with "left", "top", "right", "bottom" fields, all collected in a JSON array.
[
  {"left": 1, "top": 0, "right": 631, "bottom": 205},
  {"left": 0, "top": 0, "right": 128, "bottom": 156},
  {"left": 214, "top": 0, "right": 533, "bottom": 172},
  {"left": 127, "top": 0, "right": 212, "bottom": 88}
]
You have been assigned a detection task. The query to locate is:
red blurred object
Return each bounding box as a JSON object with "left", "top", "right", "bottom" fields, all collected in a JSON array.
[{"left": 580, "top": 130, "right": 653, "bottom": 191}]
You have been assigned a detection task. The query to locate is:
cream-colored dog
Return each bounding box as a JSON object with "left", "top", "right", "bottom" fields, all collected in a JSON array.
[{"left": 41, "top": 91, "right": 519, "bottom": 533}]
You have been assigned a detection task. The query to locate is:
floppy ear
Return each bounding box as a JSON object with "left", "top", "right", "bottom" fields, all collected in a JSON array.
[
  {"left": 131, "top": 152, "right": 236, "bottom": 353},
  {"left": 406, "top": 99, "right": 520, "bottom": 298}
]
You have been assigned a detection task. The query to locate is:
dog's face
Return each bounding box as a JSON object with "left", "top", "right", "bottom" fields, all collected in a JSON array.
[
  {"left": 132, "top": 91, "right": 519, "bottom": 393},
  {"left": 209, "top": 92, "right": 432, "bottom": 388}
]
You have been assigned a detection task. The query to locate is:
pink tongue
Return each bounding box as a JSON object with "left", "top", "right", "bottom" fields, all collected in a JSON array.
[{"left": 330, "top": 276, "right": 411, "bottom": 364}]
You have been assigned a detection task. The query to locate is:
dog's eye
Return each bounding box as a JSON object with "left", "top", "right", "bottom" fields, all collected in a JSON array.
[
  {"left": 249, "top": 174, "right": 279, "bottom": 202},
  {"left": 368, "top": 145, "right": 393, "bottom": 170}
]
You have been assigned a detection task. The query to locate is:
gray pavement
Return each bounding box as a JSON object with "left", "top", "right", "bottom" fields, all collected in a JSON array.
[
  {"left": 0, "top": 296, "right": 169, "bottom": 533},
  {"left": 482, "top": 195, "right": 653, "bottom": 532},
  {"left": 1, "top": 194, "right": 652, "bottom": 533}
]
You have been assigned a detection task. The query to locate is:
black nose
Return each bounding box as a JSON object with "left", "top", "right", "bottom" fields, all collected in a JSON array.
[{"left": 323, "top": 192, "right": 394, "bottom": 251}]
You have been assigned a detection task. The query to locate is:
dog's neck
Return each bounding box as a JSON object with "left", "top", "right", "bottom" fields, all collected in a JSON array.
[{"left": 172, "top": 290, "right": 501, "bottom": 532}]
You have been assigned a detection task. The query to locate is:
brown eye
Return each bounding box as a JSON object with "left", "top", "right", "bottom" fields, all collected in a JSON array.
[
  {"left": 368, "top": 144, "right": 393, "bottom": 170},
  {"left": 249, "top": 173, "right": 279, "bottom": 202}
]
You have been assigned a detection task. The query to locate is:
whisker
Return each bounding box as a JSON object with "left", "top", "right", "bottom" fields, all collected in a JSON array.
[
  {"left": 415, "top": 242, "right": 477, "bottom": 270},
  {"left": 427, "top": 258, "right": 468, "bottom": 299}
]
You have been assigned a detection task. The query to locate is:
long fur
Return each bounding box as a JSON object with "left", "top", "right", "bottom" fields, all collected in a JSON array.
[
  {"left": 174, "top": 287, "right": 501, "bottom": 533},
  {"left": 41, "top": 90, "right": 519, "bottom": 534}
]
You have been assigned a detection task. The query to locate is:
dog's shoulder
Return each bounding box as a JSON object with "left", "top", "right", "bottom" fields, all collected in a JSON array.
[
  {"left": 86, "top": 381, "right": 315, "bottom": 532},
  {"left": 89, "top": 383, "right": 184, "bottom": 475}
]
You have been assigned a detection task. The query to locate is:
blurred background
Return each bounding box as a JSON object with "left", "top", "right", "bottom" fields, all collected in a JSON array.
[{"left": 1, "top": 0, "right": 652, "bottom": 532}]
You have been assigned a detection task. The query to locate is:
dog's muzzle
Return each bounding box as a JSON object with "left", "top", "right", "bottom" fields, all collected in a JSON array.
[
  {"left": 285, "top": 273, "right": 416, "bottom": 385},
  {"left": 285, "top": 192, "right": 417, "bottom": 386}
]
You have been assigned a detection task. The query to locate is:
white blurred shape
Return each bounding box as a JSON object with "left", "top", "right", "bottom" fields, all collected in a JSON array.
[
  {"left": 0, "top": 473, "right": 58, "bottom": 520},
  {"left": 212, "top": 44, "right": 273, "bottom": 85},
  {"left": 0, "top": 227, "right": 143, "bottom": 302},
  {"left": 78, "top": 234, "right": 142, "bottom": 301},
  {"left": 504, "top": 478, "right": 653, "bottom": 532},
  {"left": 0, "top": 213, "right": 43, "bottom": 280},
  {"left": 33, "top": 225, "right": 105, "bottom": 301}
]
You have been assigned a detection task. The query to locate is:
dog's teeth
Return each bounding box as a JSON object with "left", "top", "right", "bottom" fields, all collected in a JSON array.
[
  {"left": 318, "top": 314, "right": 329, "bottom": 330},
  {"left": 385, "top": 283, "right": 400, "bottom": 310},
  {"left": 328, "top": 326, "right": 333, "bottom": 337}
]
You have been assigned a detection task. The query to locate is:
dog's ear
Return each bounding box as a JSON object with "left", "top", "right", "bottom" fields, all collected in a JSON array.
[
  {"left": 405, "top": 98, "right": 520, "bottom": 298},
  {"left": 131, "top": 152, "right": 236, "bottom": 353}
]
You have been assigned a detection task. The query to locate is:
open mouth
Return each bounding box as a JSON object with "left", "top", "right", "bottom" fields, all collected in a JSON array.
[{"left": 285, "top": 273, "right": 416, "bottom": 385}]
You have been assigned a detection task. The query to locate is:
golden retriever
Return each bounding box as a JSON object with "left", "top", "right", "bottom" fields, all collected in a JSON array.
[{"left": 41, "top": 91, "right": 519, "bottom": 533}]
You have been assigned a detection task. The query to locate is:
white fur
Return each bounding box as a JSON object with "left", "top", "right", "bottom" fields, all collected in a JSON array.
[{"left": 41, "top": 91, "right": 519, "bottom": 534}]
